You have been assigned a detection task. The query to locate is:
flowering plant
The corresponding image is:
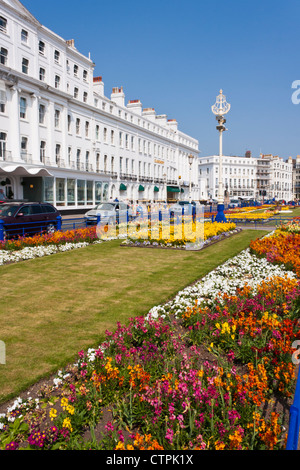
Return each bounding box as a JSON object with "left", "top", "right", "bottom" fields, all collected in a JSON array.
[{"left": 0, "top": 238, "right": 298, "bottom": 451}]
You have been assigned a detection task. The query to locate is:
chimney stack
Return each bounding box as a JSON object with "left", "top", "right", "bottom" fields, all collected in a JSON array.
[
  {"left": 93, "top": 76, "right": 104, "bottom": 96},
  {"left": 167, "top": 119, "right": 178, "bottom": 132},
  {"left": 127, "top": 99, "right": 142, "bottom": 115},
  {"left": 111, "top": 86, "right": 125, "bottom": 108}
]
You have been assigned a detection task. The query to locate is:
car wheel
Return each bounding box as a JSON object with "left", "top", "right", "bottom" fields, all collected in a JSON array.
[{"left": 46, "top": 223, "right": 56, "bottom": 234}]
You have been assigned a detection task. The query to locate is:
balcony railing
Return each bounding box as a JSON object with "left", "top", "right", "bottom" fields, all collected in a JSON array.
[
  {"left": 20, "top": 152, "right": 33, "bottom": 164},
  {"left": 0, "top": 150, "right": 12, "bottom": 161}
]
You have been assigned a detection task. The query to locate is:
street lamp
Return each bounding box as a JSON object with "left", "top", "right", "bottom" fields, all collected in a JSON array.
[
  {"left": 188, "top": 154, "right": 194, "bottom": 203},
  {"left": 212, "top": 89, "right": 231, "bottom": 222}
]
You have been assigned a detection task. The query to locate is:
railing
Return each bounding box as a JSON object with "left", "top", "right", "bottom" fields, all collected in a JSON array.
[
  {"left": 0, "top": 150, "right": 12, "bottom": 162},
  {"left": 286, "top": 369, "right": 300, "bottom": 450},
  {"left": 0, "top": 205, "right": 206, "bottom": 242}
]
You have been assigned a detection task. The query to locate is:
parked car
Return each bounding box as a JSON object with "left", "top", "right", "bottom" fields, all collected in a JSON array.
[
  {"left": 0, "top": 202, "right": 60, "bottom": 239},
  {"left": 229, "top": 199, "right": 239, "bottom": 208},
  {"left": 84, "top": 202, "right": 133, "bottom": 226}
]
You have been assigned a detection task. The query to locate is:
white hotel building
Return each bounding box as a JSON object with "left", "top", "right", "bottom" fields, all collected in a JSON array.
[
  {"left": 198, "top": 154, "right": 258, "bottom": 201},
  {"left": 199, "top": 153, "right": 294, "bottom": 202},
  {"left": 0, "top": 0, "right": 199, "bottom": 213}
]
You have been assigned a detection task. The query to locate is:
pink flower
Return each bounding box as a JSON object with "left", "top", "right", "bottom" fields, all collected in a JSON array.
[{"left": 165, "top": 428, "right": 174, "bottom": 444}]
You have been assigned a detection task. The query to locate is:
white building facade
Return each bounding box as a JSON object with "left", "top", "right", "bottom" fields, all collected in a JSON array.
[
  {"left": 198, "top": 154, "right": 258, "bottom": 201},
  {"left": 0, "top": 0, "right": 199, "bottom": 212},
  {"left": 256, "top": 154, "right": 293, "bottom": 201},
  {"left": 198, "top": 153, "right": 294, "bottom": 202}
]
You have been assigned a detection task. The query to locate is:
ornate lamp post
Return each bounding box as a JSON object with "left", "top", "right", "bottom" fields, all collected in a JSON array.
[
  {"left": 212, "top": 90, "right": 231, "bottom": 222},
  {"left": 188, "top": 154, "right": 194, "bottom": 203}
]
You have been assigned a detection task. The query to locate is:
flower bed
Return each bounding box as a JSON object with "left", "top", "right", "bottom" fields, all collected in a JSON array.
[
  {"left": 250, "top": 228, "right": 300, "bottom": 277},
  {"left": 0, "top": 227, "right": 106, "bottom": 266},
  {"left": 0, "top": 227, "right": 99, "bottom": 252},
  {"left": 0, "top": 243, "right": 299, "bottom": 451},
  {"left": 226, "top": 211, "right": 279, "bottom": 221},
  {"left": 121, "top": 221, "right": 238, "bottom": 250}
]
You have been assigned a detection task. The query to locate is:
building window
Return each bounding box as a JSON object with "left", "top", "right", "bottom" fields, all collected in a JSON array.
[
  {"left": 0, "top": 132, "right": 6, "bottom": 162},
  {"left": 95, "top": 125, "right": 99, "bottom": 140},
  {"left": 55, "top": 75, "right": 60, "bottom": 89},
  {"left": 40, "top": 141, "right": 46, "bottom": 162},
  {"left": 83, "top": 91, "right": 88, "bottom": 103},
  {"left": 74, "top": 64, "right": 78, "bottom": 77},
  {"left": 103, "top": 127, "right": 107, "bottom": 142},
  {"left": 21, "top": 29, "right": 28, "bottom": 43},
  {"left": 39, "top": 41, "right": 45, "bottom": 55},
  {"left": 39, "top": 104, "right": 46, "bottom": 124},
  {"left": 0, "top": 87, "right": 6, "bottom": 113},
  {"left": 20, "top": 97, "right": 27, "bottom": 119},
  {"left": 83, "top": 70, "right": 88, "bottom": 81},
  {"left": 68, "top": 115, "right": 71, "bottom": 132},
  {"left": 21, "top": 137, "right": 28, "bottom": 156},
  {"left": 39, "top": 67, "right": 45, "bottom": 81},
  {"left": 67, "top": 178, "right": 75, "bottom": 205},
  {"left": 55, "top": 144, "right": 61, "bottom": 165},
  {"left": 77, "top": 180, "right": 86, "bottom": 205},
  {"left": 76, "top": 118, "right": 80, "bottom": 135},
  {"left": 54, "top": 109, "right": 60, "bottom": 128},
  {"left": 0, "top": 47, "right": 8, "bottom": 65},
  {"left": 76, "top": 149, "right": 81, "bottom": 170},
  {"left": 67, "top": 147, "right": 72, "bottom": 167},
  {"left": 22, "top": 58, "right": 29, "bottom": 74},
  {"left": 54, "top": 50, "right": 60, "bottom": 64},
  {"left": 85, "top": 151, "right": 89, "bottom": 171},
  {"left": 85, "top": 121, "right": 89, "bottom": 138},
  {"left": 74, "top": 87, "right": 79, "bottom": 99},
  {"left": 0, "top": 16, "right": 7, "bottom": 33}
]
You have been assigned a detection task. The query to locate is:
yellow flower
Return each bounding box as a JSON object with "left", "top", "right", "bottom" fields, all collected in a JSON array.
[
  {"left": 62, "top": 417, "right": 73, "bottom": 432},
  {"left": 66, "top": 404, "right": 75, "bottom": 415},
  {"left": 49, "top": 408, "right": 57, "bottom": 421},
  {"left": 61, "top": 397, "right": 69, "bottom": 410}
]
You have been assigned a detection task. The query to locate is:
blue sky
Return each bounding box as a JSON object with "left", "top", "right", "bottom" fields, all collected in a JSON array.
[{"left": 21, "top": 0, "right": 300, "bottom": 160}]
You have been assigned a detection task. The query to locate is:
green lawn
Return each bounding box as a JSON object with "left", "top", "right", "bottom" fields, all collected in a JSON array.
[{"left": 0, "top": 230, "right": 267, "bottom": 403}]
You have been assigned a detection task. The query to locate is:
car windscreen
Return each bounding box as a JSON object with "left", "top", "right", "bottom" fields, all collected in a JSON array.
[
  {"left": 0, "top": 205, "right": 19, "bottom": 217},
  {"left": 95, "top": 203, "right": 115, "bottom": 211}
]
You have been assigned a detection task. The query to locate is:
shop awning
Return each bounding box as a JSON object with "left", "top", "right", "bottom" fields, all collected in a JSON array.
[
  {"left": 120, "top": 183, "right": 127, "bottom": 191},
  {"left": 138, "top": 185, "right": 145, "bottom": 192},
  {"left": 167, "top": 186, "right": 180, "bottom": 193},
  {"left": 154, "top": 186, "right": 159, "bottom": 192},
  {"left": 0, "top": 163, "right": 53, "bottom": 177}
]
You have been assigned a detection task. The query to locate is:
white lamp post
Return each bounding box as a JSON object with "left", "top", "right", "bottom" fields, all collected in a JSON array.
[
  {"left": 212, "top": 90, "right": 231, "bottom": 222},
  {"left": 188, "top": 154, "right": 194, "bottom": 203}
]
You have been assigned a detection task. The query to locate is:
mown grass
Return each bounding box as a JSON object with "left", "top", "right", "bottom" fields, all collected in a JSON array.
[{"left": 0, "top": 229, "right": 268, "bottom": 403}]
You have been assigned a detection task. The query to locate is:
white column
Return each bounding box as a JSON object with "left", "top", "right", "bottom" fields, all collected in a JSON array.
[
  {"left": 8, "top": 86, "right": 21, "bottom": 162},
  {"left": 47, "top": 101, "right": 55, "bottom": 166},
  {"left": 31, "top": 94, "right": 40, "bottom": 164}
]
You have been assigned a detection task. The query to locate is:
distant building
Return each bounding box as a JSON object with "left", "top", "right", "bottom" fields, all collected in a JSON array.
[
  {"left": 292, "top": 155, "right": 300, "bottom": 200},
  {"left": 198, "top": 153, "right": 257, "bottom": 200},
  {"left": 198, "top": 153, "right": 294, "bottom": 202},
  {"left": 0, "top": 0, "right": 199, "bottom": 212},
  {"left": 257, "top": 154, "right": 293, "bottom": 201}
]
